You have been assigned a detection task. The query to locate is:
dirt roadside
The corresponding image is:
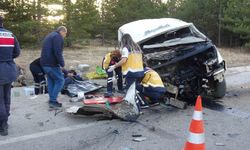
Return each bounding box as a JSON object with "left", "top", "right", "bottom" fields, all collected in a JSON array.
[{"left": 14, "top": 46, "right": 250, "bottom": 82}]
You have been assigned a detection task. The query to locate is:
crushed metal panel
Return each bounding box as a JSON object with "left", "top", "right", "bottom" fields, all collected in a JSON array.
[
  {"left": 66, "top": 80, "right": 103, "bottom": 97},
  {"left": 66, "top": 83, "right": 140, "bottom": 122},
  {"left": 143, "top": 36, "right": 206, "bottom": 49}
]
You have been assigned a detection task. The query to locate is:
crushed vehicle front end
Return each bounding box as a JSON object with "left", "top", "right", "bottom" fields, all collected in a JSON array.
[{"left": 118, "top": 18, "right": 226, "bottom": 101}]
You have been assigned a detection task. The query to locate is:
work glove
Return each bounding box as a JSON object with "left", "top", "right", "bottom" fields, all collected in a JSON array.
[{"left": 107, "top": 65, "right": 116, "bottom": 72}]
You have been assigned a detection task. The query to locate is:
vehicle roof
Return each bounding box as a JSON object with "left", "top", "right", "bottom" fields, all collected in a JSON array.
[{"left": 118, "top": 18, "right": 192, "bottom": 44}]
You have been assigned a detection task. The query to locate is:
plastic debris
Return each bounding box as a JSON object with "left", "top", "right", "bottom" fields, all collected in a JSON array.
[
  {"left": 215, "top": 142, "right": 225, "bottom": 146},
  {"left": 66, "top": 106, "right": 81, "bottom": 114},
  {"left": 133, "top": 137, "right": 147, "bottom": 142}
]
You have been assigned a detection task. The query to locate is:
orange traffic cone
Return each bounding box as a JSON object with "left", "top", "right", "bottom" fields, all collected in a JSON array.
[{"left": 183, "top": 95, "right": 205, "bottom": 150}]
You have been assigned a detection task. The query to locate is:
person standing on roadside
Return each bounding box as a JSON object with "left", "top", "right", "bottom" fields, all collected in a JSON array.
[
  {"left": 0, "top": 16, "right": 20, "bottom": 136},
  {"left": 40, "top": 26, "right": 67, "bottom": 108}
]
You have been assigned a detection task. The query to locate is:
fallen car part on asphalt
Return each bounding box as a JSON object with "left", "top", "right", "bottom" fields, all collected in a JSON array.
[
  {"left": 63, "top": 80, "right": 103, "bottom": 97},
  {"left": 83, "top": 96, "right": 123, "bottom": 105},
  {"left": 66, "top": 82, "right": 140, "bottom": 122}
]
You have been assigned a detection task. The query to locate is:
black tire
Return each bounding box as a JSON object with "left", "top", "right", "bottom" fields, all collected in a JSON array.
[{"left": 213, "top": 78, "right": 226, "bottom": 98}]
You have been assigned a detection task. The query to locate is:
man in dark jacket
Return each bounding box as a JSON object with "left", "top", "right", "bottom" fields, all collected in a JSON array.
[
  {"left": 40, "top": 26, "right": 67, "bottom": 108},
  {"left": 0, "top": 16, "right": 20, "bottom": 136}
]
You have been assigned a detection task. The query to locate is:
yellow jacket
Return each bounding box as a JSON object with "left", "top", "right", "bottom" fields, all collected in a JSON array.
[
  {"left": 141, "top": 68, "right": 165, "bottom": 88},
  {"left": 102, "top": 52, "right": 112, "bottom": 69},
  {"left": 122, "top": 52, "right": 144, "bottom": 76}
]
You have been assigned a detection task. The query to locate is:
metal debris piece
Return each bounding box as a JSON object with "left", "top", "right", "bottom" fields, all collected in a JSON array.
[
  {"left": 25, "top": 113, "right": 32, "bottom": 119},
  {"left": 227, "top": 133, "right": 240, "bottom": 138},
  {"left": 215, "top": 142, "right": 225, "bottom": 146},
  {"left": 66, "top": 83, "right": 140, "bottom": 122},
  {"left": 122, "top": 147, "right": 134, "bottom": 150},
  {"left": 132, "top": 134, "right": 142, "bottom": 137},
  {"left": 66, "top": 106, "right": 82, "bottom": 114},
  {"left": 37, "top": 122, "right": 44, "bottom": 127},
  {"left": 112, "top": 129, "right": 119, "bottom": 134},
  {"left": 132, "top": 137, "right": 147, "bottom": 142},
  {"left": 212, "top": 133, "right": 219, "bottom": 136},
  {"left": 54, "top": 109, "right": 63, "bottom": 116},
  {"left": 111, "top": 82, "right": 140, "bottom": 121},
  {"left": 164, "top": 97, "right": 187, "bottom": 109}
]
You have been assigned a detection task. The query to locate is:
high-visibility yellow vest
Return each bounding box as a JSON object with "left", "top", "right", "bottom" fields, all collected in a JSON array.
[
  {"left": 141, "top": 69, "right": 165, "bottom": 88},
  {"left": 102, "top": 52, "right": 112, "bottom": 69},
  {"left": 121, "top": 52, "right": 143, "bottom": 76}
]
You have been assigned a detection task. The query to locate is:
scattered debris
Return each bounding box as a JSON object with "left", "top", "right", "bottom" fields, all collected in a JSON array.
[
  {"left": 132, "top": 134, "right": 142, "bottom": 137},
  {"left": 54, "top": 109, "right": 63, "bottom": 116},
  {"left": 132, "top": 137, "right": 147, "bottom": 142},
  {"left": 215, "top": 142, "right": 225, "bottom": 146},
  {"left": 149, "top": 126, "right": 156, "bottom": 132},
  {"left": 64, "top": 80, "right": 103, "bottom": 97},
  {"left": 164, "top": 97, "right": 187, "bottom": 109},
  {"left": 227, "top": 133, "right": 240, "bottom": 138},
  {"left": 112, "top": 129, "right": 119, "bottom": 134},
  {"left": 122, "top": 147, "right": 134, "bottom": 150},
  {"left": 66, "top": 83, "right": 140, "bottom": 122},
  {"left": 83, "top": 96, "right": 123, "bottom": 105},
  {"left": 69, "top": 97, "right": 82, "bottom": 102},
  {"left": 25, "top": 113, "right": 33, "bottom": 119},
  {"left": 37, "top": 122, "right": 44, "bottom": 127},
  {"left": 66, "top": 106, "right": 82, "bottom": 114},
  {"left": 212, "top": 133, "right": 220, "bottom": 136},
  {"left": 224, "top": 107, "right": 250, "bottom": 119},
  {"left": 29, "top": 95, "right": 38, "bottom": 99}
]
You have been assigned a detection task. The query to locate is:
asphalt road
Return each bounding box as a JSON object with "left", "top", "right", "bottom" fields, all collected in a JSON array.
[{"left": 1, "top": 66, "right": 250, "bottom": 150}]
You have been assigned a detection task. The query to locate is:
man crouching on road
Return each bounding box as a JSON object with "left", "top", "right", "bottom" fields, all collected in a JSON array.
[
  {"left": 40, "top": 26, "right": 67, "bottom": 108},
  {"left": 0, "top": 16, "right": 21, "bottom": 136}
]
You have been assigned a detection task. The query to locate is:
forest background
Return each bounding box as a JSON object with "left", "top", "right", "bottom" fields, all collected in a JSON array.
[{"left": 0, "top": 0, "right": 249, "bottom": 49}]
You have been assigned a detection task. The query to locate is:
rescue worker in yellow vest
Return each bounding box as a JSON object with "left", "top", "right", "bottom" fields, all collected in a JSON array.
[
  {"left": 107, "top": 34, "right": 144, "bottom": 90},
  {"left": 137, "top": 67, "right": 166, "bottom": 107},
  {"left": 102, "top": 50, "right": 123, "bottom": 97}
]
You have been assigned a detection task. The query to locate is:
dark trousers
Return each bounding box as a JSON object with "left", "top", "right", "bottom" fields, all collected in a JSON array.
[
  {"left": 106, "top": 67, "right": 123, "bottom": 93},
  {"left": 30, "top": 66, "right": 46, "bottom": 95},
  {"left": 137, "top": 85, "right": 165, "bottom": 103},
  {"left": 32, "top": 73, "right": 46, "bottom": 94},
  {"left": 0, "top": 83, "right": 11, "bottom": 123}
]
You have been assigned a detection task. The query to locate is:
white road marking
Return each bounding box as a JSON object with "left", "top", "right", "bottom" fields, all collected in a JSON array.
[{"left": 0, "top": 122, "right": 105, "bottom": 146}]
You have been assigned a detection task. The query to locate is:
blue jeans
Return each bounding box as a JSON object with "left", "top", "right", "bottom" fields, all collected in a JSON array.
[{"left": 42, "top": 67, "right": 64, "bottom": 102}]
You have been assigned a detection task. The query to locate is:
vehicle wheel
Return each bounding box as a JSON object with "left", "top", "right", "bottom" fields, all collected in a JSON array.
[{"left": 213, "top": 78, "right": 226, "bottom": 98}]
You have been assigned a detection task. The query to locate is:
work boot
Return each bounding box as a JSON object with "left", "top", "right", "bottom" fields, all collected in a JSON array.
[
  {"left": 49, "top": 101, "right": 62, "bottom": 108},
  {"left": 136, "top": 93, "right": 149, "bottom": 109},
  {"left": 0, "top": 121, "right": 8, "bottom": 136}
]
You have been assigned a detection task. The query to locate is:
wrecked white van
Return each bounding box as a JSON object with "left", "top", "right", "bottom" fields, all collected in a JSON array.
[{"left": 118, "top": 18, "right": 226, "bottom": 100}]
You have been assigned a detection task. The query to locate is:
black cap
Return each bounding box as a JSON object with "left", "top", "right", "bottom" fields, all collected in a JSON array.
[{"left": 0, "top": 16, "right": 3, "bottom": 27}]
